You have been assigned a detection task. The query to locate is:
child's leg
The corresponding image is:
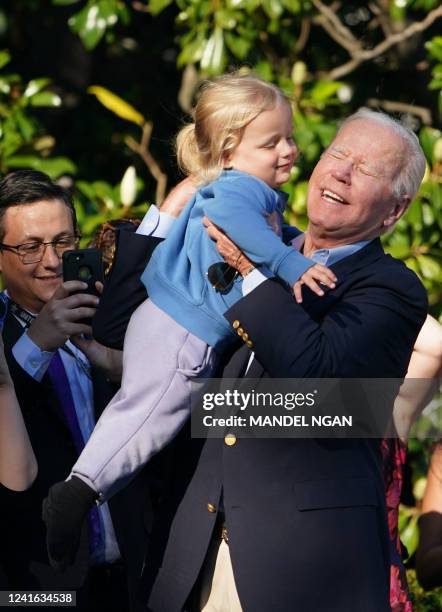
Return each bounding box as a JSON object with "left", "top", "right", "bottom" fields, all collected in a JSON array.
[{"left": 71, "top": 299, "right": 218, "bottom": 501}]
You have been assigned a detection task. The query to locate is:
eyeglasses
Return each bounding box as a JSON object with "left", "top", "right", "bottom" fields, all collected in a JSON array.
[
  {"left": 0, "top": 235, "right": 80, "bottom": 264},
  {"left": 207, "top": 262, "right": 238, "bottom": 293}
]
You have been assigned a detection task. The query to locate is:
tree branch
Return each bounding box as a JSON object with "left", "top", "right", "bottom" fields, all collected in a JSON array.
[
  {"left": 125, "top": 123, "right": 168, "bottom": 204},
  {"left": 316, "top": 4, "right": 442, "bottom": 81},
  {"left": 294, "top": 16, "right": 311, "bottom": 54},
  {"left": 311, "top": 0, "right": 360, "bottom": 50},
  {"left": 366, "top": 98, "right": 432, "bottom": 125}
]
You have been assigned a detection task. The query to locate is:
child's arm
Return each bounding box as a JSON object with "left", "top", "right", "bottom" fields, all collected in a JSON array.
[{"left": 205, "top": 175, "right": 334, "bottom": 290}]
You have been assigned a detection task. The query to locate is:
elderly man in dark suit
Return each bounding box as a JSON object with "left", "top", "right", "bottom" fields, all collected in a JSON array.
[{"left": 46, "top": 110, "right": 428, "bottom": 611}]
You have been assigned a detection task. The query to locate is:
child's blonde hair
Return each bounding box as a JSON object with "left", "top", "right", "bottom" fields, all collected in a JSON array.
[{"left": 176, "top": 73, "right": 291, "bottom": 184}]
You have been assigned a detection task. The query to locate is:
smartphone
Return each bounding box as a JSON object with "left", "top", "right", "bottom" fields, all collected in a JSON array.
[
  {"left": 63, "top": 248, "right": 103, "bottom": 296},
  {"left": 63, "top": 248, "right": 103, "bottom": 326}
]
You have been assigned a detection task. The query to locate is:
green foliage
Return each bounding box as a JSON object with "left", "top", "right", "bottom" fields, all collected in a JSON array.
[
  {"left": 75, "top": 167, "right": 148, "bottom": 244},
  {"left": 426, "top": 36, "right": 442, "bottom": 113},
  {"left": 0, "top": 50, "right": 76, "bottom": 178},
  {"left": 58, "top": 0, "right": 130, "bottom": 50},
  {"left": 407, "top": 569, "right": 442, "bottom": 611}
]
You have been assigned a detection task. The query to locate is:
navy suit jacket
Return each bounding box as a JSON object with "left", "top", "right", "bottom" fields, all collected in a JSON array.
[{"left": 144, "top": 238, "right": 427, "bottom": 612}]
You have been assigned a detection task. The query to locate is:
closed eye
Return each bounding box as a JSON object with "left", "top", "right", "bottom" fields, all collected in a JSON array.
[
  {"left": 20, "top": 242, "right": 41, "bottom": 254},
  {"left": 357, "top": 164, "right": 378, "bottom": 177}
]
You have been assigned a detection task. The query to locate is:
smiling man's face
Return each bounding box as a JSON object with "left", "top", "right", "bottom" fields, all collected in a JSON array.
[
  {"left": 306, "top": 118, "right": 409, "bottom": 248},
  {"left": 0, "top": 200, "right": 74, "bottom": 313}
]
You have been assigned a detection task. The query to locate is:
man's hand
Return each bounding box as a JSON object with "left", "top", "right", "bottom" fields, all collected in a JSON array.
[
  {"left": 69, "top": 281, "right": 123, "bottom": 382},
  {"left": 27, "top": 281, "right": 99, "bottom": 352},
  {"left": 71, "top": 335, "right": 123, "bottom": 382},
  {"left": 293, "top": 264, "right": 337, "bottom": 304},
  {"left": 42, "top": 476, "right": 97, "bottom": 572},
  {"left": 160, "top": 176, "right": 197, "bottom": 218},
  {"left": 203, "top": 217, "right": 255, "bottom": 277}
]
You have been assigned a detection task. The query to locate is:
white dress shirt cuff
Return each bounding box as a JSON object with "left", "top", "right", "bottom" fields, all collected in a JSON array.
[
  {"left": 242, "top": 267, "right": 274, "bottom": 296},
  {"left": 12, "top": 332, "right": 54, "bottom": 382},
  {"left": 136, "top": 205, "right": 176, "bottom": 238}
]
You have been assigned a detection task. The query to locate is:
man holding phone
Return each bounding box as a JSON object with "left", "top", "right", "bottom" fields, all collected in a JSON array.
[{"left": 0, "top": 170, "right": 141, "bottom": 610}]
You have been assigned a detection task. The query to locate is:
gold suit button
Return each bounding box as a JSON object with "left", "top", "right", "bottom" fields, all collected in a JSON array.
[
  {"left": 237, "top": 327, "right": 244, "bottom": 336},
  {"left": 246, "top": 340, "right": 253, "bottom": 349},
  {"left": 232, "top": 320, "right": 240, "bottom": 329},
  {"left": 242, "top": 333, "right": 248, "bottom": 341},
  {"left": 207, "top": 503, "right": 216, "bottom": 513},
  {"left": 224, "top": 433, "right": 237, "bottom": 446}
]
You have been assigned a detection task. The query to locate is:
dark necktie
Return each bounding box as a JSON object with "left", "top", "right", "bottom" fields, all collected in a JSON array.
[{"left": 47, "top": 350, "right": 103, "bottom": 555}]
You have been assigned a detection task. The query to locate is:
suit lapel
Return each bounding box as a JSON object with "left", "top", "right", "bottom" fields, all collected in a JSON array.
[{"left": 297, "top": 238, "right": 386, "bottom": 315}]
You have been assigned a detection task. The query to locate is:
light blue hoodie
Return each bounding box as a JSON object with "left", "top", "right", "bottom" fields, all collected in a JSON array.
[{"left": 142, "top": 170, "right": 314, "bottom": 351}]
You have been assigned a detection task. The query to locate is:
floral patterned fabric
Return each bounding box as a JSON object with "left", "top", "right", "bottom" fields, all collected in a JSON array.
[{"left": 382, "top": 437, "right": 413, "bottom": 612}]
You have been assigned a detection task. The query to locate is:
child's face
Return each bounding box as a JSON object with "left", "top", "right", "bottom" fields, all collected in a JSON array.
[{"left": 224, "top": 101, "right": 298, "bottom": 189}]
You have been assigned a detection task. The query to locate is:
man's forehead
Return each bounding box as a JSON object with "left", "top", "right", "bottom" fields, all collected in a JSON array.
[
  {"left": 3, "top": 199, "right": 74, "bottom": 236},
  {"left": 332, "top": 121, "right": 405, "bottom": 164},
  {"left": 334, "top": 119, "right": 402, "bottom": 148}
]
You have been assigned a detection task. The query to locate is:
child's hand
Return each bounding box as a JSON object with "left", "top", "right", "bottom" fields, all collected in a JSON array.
[{"left": 293, "top": 264, "right": 337, "bottom": 304}]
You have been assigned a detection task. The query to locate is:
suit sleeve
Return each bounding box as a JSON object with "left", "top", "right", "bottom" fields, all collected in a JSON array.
[
  {"left": 224, "top": 275, "right": 428, "bottom": 379},
  {"left": 92, "top": 230, "right": 163, "bottom": 350}
]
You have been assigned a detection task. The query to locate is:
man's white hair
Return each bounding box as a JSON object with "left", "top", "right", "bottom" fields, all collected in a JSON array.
[{"left": 338, "top": 108, "right": 426, "bottom": 201}]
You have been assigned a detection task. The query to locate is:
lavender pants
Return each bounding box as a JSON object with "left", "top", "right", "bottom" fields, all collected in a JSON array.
[{"left": 72, "top": 299, "right": 218, "bottom": 500}]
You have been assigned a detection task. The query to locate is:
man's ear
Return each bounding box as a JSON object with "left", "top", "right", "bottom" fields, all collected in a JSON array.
[{"left": 383, "top": 194, "right": 411, "bottom": 229}]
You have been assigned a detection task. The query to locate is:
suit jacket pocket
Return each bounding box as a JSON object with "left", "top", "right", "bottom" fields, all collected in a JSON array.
[{"left": 294, "top": 477, "right": 378, "bottom": 511}]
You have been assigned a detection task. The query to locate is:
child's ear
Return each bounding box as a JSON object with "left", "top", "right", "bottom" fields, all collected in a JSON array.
[{"left": 222, "top": 150, "right": 233, "bottom": 169}]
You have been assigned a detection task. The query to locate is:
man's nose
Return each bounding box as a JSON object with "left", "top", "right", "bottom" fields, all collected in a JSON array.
[
  {"left": 331, "top": 162, "right": 352, "bottom": 185},
  {"left": 41, "top": 243, "right": 61, "bottom": 267}
]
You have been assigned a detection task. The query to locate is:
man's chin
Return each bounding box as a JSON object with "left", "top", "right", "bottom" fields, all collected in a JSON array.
[{"left": 34, "top": 276, "right": 63, "bottom": 298}]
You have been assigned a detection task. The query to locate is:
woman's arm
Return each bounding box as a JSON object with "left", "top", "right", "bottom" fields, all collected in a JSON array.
[
  {"left": 393, "top": 314, "right": 442, "bottom": 441},
  {"left": 416, "top": 443, "right": 442, "bottom": 589},
  {"left": 0, "top": 336, "right": 37, "bottom": 491}
]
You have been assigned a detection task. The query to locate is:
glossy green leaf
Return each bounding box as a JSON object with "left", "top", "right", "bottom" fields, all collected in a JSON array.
[
  {"left": 310, "top": 80, "right": 342, "bottom": 102},
  {"left": 417, "top": 254, "right": 442, "bottom": 280},
  {"left": 262, "top": 0, "right": 283, "bottom": 19},
  {"left": 281, "top": 0, "right": 301, "bottom": 12},
  {"left": 419, "top": 127, "right": 441, "bottom": 163},
  {"left": 0, "top": 50, "right": 11, "bottom": 70},
  {"left": 6, "top": 156, "right": 77, "bottom": 178},
  {"left": 224, "top": 32, "right": 251, "bottom": 59},
  {"left": 13, "top": 110, "right": 35, "bottom": 140},
  {"left": 88, "top": 86, "right": 145, "bottom": 125},
  {"left": 69, "top": 1, "right": 116, "bottom": 50},
  {"left": 81, "top": 213, "right": 109, "bottom": 235},
  {"left": 0, "top": 78, "right": 10, "bottom": 94},
  {"left": 29, "top": 92, "right": 62, "bottom": 107},
  {"left": 200, "top": 27, "right": 225, "bottom": 74},
  {"left": 401, "top": 515, "right": 419, "bottom": 558},
  {"left": 149, "top": 0, "right": 173, "bottom": 16},
  {"left": 385, "top": 244, "right": 411, "bottom": 259},
  {"left": 23, "top": 78, "right": 51, "bottom": 98},
  {"left": 425, "top": 37, "right": 442, "bottom": 63}
]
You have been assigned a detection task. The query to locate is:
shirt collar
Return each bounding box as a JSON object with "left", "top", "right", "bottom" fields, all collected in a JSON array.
[{"left": 291, "top": 234, "right": 373, "bottom": 266}]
